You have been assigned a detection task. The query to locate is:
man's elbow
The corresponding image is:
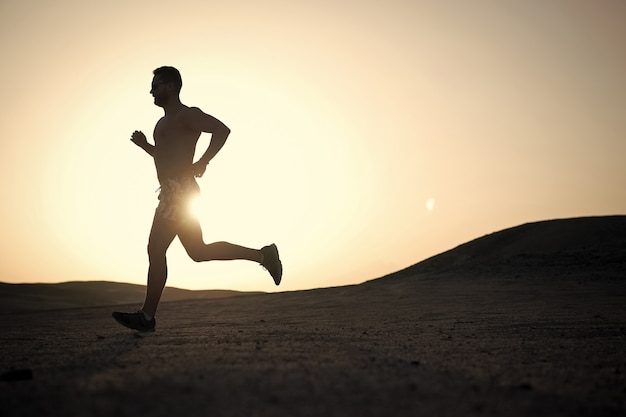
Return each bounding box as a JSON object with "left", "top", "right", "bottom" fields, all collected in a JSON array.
[{"left": 217, "top": 124, "right": 230, "bottom": 138}]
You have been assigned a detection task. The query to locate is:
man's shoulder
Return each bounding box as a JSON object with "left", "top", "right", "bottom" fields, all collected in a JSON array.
[
  {"left": 178, "top": 106, "right": 207, "bottom": 121},
  {"left": 183, "top": 105, "right": 204, "bottom": 114},
  {"left": 176, "top": 105, "right": 224, "bottom": 133}
]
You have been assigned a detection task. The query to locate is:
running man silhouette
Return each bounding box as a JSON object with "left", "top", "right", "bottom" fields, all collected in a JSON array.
[{"left": 112, "top": 66, "right": 282, "bottom": 332}]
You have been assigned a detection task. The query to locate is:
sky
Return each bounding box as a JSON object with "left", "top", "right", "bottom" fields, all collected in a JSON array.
[{"left": 1, "top": 0, "right": 625, "bottom": 293}]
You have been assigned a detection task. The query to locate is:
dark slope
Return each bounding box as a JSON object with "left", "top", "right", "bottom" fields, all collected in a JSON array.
[
  {"left": 0, "top": 281, "right": 259, "bottom": 314},
  {"left": 369, "top": 215, "right": 626, "bottom": 283}
]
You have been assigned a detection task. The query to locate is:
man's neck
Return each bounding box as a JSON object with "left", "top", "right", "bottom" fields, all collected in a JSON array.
[{"left": 162, "top": 98, "right": 184, "bottom": 116}]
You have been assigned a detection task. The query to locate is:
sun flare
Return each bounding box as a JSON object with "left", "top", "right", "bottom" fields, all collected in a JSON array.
[{"left": 188, "top": 194, "right": 202, "bottom": 220}]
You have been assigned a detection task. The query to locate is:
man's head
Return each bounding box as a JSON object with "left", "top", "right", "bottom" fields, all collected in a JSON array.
[{"left": 151, "top": 66, "right": 182, "bottom": 107}]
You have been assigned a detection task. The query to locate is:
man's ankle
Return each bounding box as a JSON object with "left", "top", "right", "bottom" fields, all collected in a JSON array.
[{"left": 140, "top": 310, "right": 153, "bottom": 321}]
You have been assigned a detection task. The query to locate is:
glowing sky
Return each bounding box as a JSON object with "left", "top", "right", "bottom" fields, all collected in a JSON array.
[{"left": 1, "top": 0, "right": 625, "bottom": 292}]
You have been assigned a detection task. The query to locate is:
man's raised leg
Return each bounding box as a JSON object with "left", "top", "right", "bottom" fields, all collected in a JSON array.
[
  {"left": 178, "top": 218, "right": 262, "bottom": 262},
  {"left": 178, "top": 219, "right": 282, "bottom": 285}
]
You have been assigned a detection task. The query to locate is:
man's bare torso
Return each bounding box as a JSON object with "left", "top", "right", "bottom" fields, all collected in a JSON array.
[{"left": 153, "top": 106, "right": 201, "bottom": 184}]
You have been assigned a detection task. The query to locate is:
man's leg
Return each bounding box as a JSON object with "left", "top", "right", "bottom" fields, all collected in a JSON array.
[
  {"left": 141, "top": 214, "right": 177, "bottom": 317},
  {"left": 178, "top": 217, "right": 282, "bottom": 285},
  {"left": 177, "top": 217, "right": 262, "bottom": 262}
]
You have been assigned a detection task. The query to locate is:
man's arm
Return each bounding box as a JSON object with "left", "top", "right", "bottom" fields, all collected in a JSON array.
[
  {"left": 130, "top": 130, "right": 154, "bottom": 157},
  {"left": 183, "top": 107, "right": 231, "bottom": 177}
]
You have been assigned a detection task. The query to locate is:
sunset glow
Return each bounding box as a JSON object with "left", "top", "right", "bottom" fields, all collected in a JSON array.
[{"left": 1, "top": 0, "right": 624, "bottom": 292}]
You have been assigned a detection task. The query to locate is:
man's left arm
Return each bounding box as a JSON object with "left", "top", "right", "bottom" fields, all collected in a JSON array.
[{"left": 183, "top": 107, "right": 231, "bottom": 178}]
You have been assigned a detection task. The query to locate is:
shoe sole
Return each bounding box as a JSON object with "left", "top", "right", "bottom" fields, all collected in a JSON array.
[{"left": 271, "top": 244, "right": 282, "bottom": 286}]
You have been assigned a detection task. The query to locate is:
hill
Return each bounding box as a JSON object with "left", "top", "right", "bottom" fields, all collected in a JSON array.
[
  {"left": 368, "top": 215, "right": 626, "bottom": 284},
  {"left": 0, "top": 281, "right": 259, "bottom": 314},
  {"left": 2, "top": 216, "right": 624, "bottom": 314}
]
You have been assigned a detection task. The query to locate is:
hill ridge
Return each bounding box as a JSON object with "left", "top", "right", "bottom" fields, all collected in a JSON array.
[
  {"left": 370, "top": 215, "right": 626, "bottom": 282},
  {"left": 2, "top": 216, "right": 625, "bottom": 313}
]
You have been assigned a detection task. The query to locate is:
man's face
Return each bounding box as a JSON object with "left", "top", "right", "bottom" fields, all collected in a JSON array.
[{"left": 150, "top": 76, "right": 171, "bottom": 107}]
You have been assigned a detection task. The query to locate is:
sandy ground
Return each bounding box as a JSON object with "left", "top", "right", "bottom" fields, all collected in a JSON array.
[{"left": 1, "top": 272, "right": 624, "bottom": 417}]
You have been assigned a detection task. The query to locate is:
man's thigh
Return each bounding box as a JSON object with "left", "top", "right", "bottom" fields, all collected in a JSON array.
[
  {"left": 148, "top": 213, "right": 178, "bottom": 255},
  {"left": 176, "top": 216, "right": 205, "bottom": 251}
]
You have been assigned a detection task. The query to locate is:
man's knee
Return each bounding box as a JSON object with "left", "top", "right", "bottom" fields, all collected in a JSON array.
[
  {"left": 184, "top": 244, "right": 206, "bottom": 262},
  {"left": 184, "top": 241, "right": 228, "bottom": 262}
]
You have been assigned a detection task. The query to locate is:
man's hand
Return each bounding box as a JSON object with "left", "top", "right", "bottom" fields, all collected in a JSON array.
[
  {"left": 130, "top": 130, "right": 154, "bottom": 157},
  {"left": 131, "top": 130, "right": 148, "bottom": 147},
  {"left": 192, "top": 160, "right": 208, "bottom": 178}
]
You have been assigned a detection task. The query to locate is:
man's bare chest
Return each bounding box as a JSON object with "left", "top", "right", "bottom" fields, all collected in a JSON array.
[{"left": 153, "top": 117, "right": 187, "bottom": 145}]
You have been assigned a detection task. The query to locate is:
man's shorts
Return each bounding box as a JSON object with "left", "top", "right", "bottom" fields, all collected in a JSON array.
[{"left": 154, "top": 177, "right": 200, "bottom": 222}]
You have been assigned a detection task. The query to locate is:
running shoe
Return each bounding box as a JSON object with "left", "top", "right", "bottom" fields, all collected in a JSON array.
[
  {"left": 261, "top": 243, "right": 283, "bottom": 286},
  {"left": 112, "top": 310, "right": 156, "bottom": 332}
]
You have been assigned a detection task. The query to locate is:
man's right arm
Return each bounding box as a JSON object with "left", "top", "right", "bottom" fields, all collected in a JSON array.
[{"left": 130, "top": 130, "right": 154, "bottom": 157}]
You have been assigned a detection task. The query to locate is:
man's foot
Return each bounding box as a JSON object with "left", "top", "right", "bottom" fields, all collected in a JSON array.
[
  {"left": 261, "top": 243, "right": 282, "bottom": 285},
  {"left": 112, "top": 311, "right": 156, "bottom": 332}
]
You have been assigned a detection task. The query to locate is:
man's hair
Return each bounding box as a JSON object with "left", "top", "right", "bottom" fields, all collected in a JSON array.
[{"left": 153, "top": 66, "right": 182, "bottom": 92}]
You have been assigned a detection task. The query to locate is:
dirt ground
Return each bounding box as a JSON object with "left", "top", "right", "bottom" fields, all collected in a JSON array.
[{"left": 1, "top": 274, "right": 625, "bottom": 417}]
